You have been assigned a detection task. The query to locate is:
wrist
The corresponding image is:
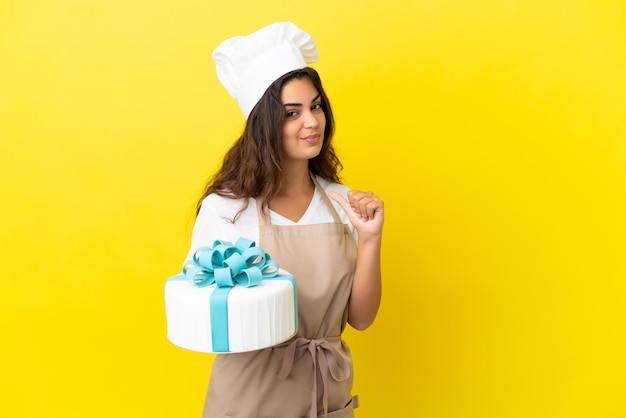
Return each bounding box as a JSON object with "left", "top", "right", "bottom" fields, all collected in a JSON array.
[{"left": 357, "top": 231, "right": 382, "bottom": 246}]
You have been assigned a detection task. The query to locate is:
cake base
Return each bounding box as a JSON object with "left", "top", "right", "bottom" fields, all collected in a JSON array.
[{"left": 165, "top": 273, "right": 297, "bottom": 353}]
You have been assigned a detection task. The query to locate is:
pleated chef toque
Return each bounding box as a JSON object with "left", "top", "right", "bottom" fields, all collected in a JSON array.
[{"left": 212, "top": 22, "right": 318, "bottom": 118}]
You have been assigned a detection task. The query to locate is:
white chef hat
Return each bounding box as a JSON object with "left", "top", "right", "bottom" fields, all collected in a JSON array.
[{"left": 212, "top": 22, "right": 318, "bottom": 118}]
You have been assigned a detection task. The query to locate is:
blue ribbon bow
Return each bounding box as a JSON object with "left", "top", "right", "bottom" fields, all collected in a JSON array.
[
  {"left": 183, "top": 237, "right": 279, "bottom": 288},
  {"left": 181, "top": 237, "right": 296, "bottom": 352}
]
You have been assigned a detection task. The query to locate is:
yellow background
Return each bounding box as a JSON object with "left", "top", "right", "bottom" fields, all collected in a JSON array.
[{"left": 1, "top": 0, "right": 625, "bottom": 417}]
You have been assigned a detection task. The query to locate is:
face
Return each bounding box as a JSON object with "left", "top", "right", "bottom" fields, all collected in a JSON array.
[{"left": 279, "top": 77, "right": 326, "bottom": 166}]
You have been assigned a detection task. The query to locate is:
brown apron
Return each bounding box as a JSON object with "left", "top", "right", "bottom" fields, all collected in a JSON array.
[{"left": 202, "top": 176, "right": 358, "bottom": 418}]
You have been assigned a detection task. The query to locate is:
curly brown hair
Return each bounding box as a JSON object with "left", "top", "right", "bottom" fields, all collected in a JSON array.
[{"left": 196, "top": 67, "right": 343, "bottom": 221}]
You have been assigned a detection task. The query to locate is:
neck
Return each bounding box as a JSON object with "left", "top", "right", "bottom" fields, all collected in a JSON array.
[{"left": 280, "top": 162, "right": 313, "bottom": 196}]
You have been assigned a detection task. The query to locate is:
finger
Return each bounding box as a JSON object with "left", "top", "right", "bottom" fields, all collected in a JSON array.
[
  {"left": 366, "top": 196, "right": 384, "bottom": 220},
  {"left": 363, "top": 198, "right": 379, "bottom": 220},
  {"left": 347, "top": 191, "right": 367, "bottom": 217},
  {"left": 349, "top": 191, "right": 381, "bottom": 220},
  {"left": 364, "top": 199, "right": 376, "bottom": 220}
]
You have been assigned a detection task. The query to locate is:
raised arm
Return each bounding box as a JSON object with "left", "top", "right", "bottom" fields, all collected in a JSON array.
[{"left": 329, "top": 190, "right": 384, "bottom": 330}]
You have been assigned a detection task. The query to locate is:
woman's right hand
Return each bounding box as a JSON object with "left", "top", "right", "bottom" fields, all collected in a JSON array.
[{"left": 328, "top": 190, "right": 384, "bottom": 238}]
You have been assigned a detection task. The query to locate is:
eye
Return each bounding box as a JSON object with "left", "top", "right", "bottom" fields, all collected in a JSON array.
[
  {"left": 312, "top": 102, "right": 323, "bottom": 111},
  {"left": 285, "top": 110, "right": 298, "bottom": 118}
]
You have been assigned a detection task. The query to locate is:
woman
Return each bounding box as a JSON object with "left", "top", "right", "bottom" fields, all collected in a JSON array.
[{"left": 187, "top": 22, "right": 384, "bottom": 418}]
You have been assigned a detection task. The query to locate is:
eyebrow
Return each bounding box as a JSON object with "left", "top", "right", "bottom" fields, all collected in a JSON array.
[{"left": 282, "top": 94, "right": 321, "bottom": 108}]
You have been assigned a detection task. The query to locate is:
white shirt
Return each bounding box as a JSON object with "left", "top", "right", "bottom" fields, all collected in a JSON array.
[{"left": 186, "top": 176, "right": 355, "bottom": 260}]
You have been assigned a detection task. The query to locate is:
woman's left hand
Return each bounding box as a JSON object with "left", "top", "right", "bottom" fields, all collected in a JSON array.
[{"left": 329, "top": 190, "right": 384, "bottom": 237}]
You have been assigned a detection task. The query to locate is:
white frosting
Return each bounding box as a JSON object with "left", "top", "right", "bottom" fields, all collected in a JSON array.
[{"left": 165, "top": 272, "right": 296, "bottom": 353}]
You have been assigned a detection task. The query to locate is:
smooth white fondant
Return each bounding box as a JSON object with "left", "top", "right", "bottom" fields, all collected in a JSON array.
[{"left": 165, "top": 272, "right": 296, "bottom": 353}]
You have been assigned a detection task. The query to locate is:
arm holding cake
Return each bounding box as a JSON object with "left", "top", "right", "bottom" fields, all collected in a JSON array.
[{"left": 329, "top": 190, "right": 384, "bottom": 331}]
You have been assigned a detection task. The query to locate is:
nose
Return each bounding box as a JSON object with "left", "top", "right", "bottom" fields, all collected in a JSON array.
[{"left": 303, "top": 110, "right": 319, "bottom": 129}]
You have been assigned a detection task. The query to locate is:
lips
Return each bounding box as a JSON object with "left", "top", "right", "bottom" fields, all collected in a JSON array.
[{"left": 302, "top": 134, "right": 321, "bottom": 144}]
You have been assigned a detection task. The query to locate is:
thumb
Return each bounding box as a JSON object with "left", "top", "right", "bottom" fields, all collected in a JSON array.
[{"left": 328, "top": 191, "right": 352, "bottom": 215}]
